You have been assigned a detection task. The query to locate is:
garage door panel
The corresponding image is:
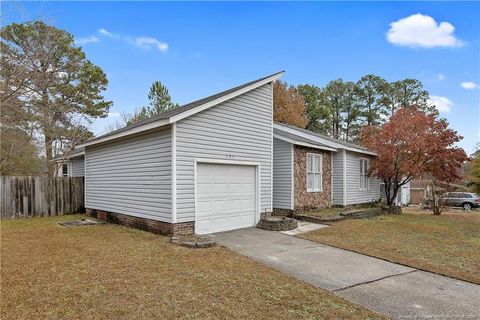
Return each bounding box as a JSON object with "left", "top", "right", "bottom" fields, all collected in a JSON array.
[{"left": 196, "top": 163, "right": 256, "bottom": 234}]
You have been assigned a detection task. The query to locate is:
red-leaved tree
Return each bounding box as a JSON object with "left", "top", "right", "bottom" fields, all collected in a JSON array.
[{"left": 361, "top": 107, "right": 468, "bottom": 206}]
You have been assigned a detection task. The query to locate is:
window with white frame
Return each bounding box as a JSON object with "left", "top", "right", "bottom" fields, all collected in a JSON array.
[
  {"left": 359, "top": 159, "right": 369, "bottom": 190},
  {"left": 307, "top": 153, "right": 322, "bottom": 192},
  {"left": 62, "top": 163, "right": 68, "bottom": 177}
]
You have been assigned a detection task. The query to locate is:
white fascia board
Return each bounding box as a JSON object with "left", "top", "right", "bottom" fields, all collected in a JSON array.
[
  {"left": 273, "top": 133, "right": 337, "bottom": 152},
  {"left": 49, "top": 151, "right": 85, "bottom": 162},
  {"left": 78, "top": 119, "right": 170, "bottom": 148},
  {"left": 169, "top": 72, "right": 284, "bottom": 123},
  {"left": 273, "top": 124, "right": 376, "bottom": 156},
  {"left": 69, "top": 152, "right": 85, "bottom": 159}
]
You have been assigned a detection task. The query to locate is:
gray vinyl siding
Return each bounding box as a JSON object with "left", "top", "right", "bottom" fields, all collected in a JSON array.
[
  {"left": 175, "top": 84, "right": 272, "bottom": 223},
  {"left": 332, "top": 151, "right": 344, "bottom": 205},
  {"left": 85, "top": 128, "right": 172, "bottom": 222},
  {"left": 273, "top": 138, "right": 292, "bottom": 209},
  {"left": 70, "top": 156, "right": 85, "bottom": 177},
  {"left": 344, "top": 151, "right": 380, "bottom": 205}
]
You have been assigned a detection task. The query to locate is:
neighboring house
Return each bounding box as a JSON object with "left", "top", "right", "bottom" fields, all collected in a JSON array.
[
  {"left": 410, "top": 175, "right": 431, "bottom": 204},
  {"left": 78, "top": 72, "right": 283, "bottom": 235},
  {"left": 380, "top": 181, "right": 411, "bottom": 206},
  {"left": 410, "top": 163, "right": 470, "bottom": 204},
  {"left": 52, "top": 147, "right": 85, "bottom": 177},
  {"left": 273, "top": 123, "right": 380, "bottom": 212}
]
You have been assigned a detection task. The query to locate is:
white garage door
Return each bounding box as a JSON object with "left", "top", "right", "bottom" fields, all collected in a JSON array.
[{"left": 196, "top": 163, "right": 256, "bottom": 234}]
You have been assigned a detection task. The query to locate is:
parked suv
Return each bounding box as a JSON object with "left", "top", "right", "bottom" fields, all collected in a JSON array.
[{"left": 439, "top": 192, "right": 480, "bottom": 210}]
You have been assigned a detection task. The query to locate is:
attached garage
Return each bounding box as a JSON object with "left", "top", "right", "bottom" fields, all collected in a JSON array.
[
  {"left": 195, "top": 162, "right": 258, "bottom": 234},
  {"left": 81, "top": 71, "right": 283, "bottom": 235}
]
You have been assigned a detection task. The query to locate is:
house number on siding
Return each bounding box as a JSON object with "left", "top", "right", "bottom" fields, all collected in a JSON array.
[{"left": 225, "top": 154, "right": 235, "bottom": 159}]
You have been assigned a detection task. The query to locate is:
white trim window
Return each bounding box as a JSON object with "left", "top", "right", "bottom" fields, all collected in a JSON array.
[
  {"left": 61, "top": 163, "right": 69, "bottom": 177},
  {"left": 307, "top": 153, "right": 322, "bottom": 192},
  {"left": 359, "top": 158, "right": 369, "bottom": 190}
]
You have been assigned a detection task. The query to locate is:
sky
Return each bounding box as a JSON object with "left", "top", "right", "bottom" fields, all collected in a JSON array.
[{"left": 2, "top": 1, "right": 480, "bottom": 154}]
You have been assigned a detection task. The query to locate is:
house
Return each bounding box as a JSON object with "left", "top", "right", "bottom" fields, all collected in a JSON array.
[
  {"left": 410, "top": 162, "right": 470, "bottom": 205},
  {"left": 273, "top": 123, "right": 381, "bottom": 212},
  {"left": 380, "top": 181, "right": 411, "bottom": 206},
  {"left": 77, "top": 71, "right": 383, "bottom": 236},
  {"left": 52, "top": 147, "right": 85, "bottom": 177},
  {"left": 78, "top": 72, "right": 283, "bottom": 235}
]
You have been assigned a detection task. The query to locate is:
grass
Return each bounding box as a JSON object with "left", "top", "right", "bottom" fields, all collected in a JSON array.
[
  {"left": 300, "top": 208, "right": 480, "bottom": 284},
  {"left": 0, "top": 215, "right": 384, "bottom": 320}
]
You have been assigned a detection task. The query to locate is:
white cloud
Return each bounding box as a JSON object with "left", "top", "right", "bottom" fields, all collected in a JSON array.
[
  {"left": 75, "top": 36, "right": 99, "bottom": 45},
  {"left": 134, "top": 37, "right": 168, "bottom": 52},
  {"left": 387, "top": 14, "right": 463, "bottom": 48},
  {"left": 97, "top": 29, "right": 169, "bottom": 53},
  {"left": 99, "top": 28, "right": 117, "bottom": 38},
  {"left": 108, "top": 112, "right": 121, "bottom": 117},
  {"left": 460, "top": 82, "right": 478, "bottom": 90},
  {"left": 437, "top": 74, "right": 445, "bottom": 80},
  {"left": 428, "top": 96, "right": 453, "bottom": 113}
]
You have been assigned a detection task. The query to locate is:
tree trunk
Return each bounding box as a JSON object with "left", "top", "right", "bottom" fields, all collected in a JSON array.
[
  {"left": 389, "top": 184, "right": 400, "bottom": 206},
  {"left": 384, "top": 181, "right": 392, "bottom": 205},
  {"left": 45, "top": 132, "right": 54, "bottom": 176},
  {"left": 383, "top": 181, "right": 400, "bottom": 206}
]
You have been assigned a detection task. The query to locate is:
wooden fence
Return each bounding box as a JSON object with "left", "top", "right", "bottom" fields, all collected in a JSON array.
[{"left": 0, "top": 176, "right": 85, "bottom": 219}]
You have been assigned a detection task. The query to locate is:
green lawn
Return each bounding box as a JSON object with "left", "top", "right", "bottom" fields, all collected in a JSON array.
[
  {"left": 300, "top": 208, "right": 480, "bottom": 284},
  {"left": 1, "top": 215, "right": 383, "bottom": 320}
]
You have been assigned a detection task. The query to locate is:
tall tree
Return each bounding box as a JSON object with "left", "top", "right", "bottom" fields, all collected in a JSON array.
[
  {"left": 1, "top": 21, "right": 112, "bottom": 175},
  {"left": 321, "top": 79, "right": 362, "bottom": 140},
  {"left": 273, "top": 80, "right": 308, "bottom": 128},
  {"left": 127, "top": 81, "right": 179, "bottom": 125},
  {"left": 380, "top": 79, "right": 432, "bottom": 116},
  {"left": 361, "top": 107, "right": 468, "bottom": 205},
  {"left": 355, "top": 74, "right": 388, "bottom": 126},
  {"left": 0, "top": 127, "right": 43, "bottom": 175},
  {"left": 469, "top": 149, "right": 480, "bottom": 194},
  {"left": 341, "top": 81, "right": 361, "bottom": 142},
  {"left": 298, "top": 84, "right": 332, "bottom": 134},
  {"left": 322, "top": 79, "right": 344, "bottom": 139}
]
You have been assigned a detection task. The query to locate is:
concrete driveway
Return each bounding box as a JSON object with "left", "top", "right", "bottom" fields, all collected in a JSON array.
[{"left": 215, "top": 227, "right": 480, "bottom": 319}]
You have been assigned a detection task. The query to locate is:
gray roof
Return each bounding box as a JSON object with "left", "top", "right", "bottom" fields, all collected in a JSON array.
[
  {"left": 274, "top": 122, "right": 374, "bottom": 154},
  {"left": 273, "top": 128, "right": 336, "bottom": 151},
  {"left": 86, "top": 71, "right": 284, "bottom": 145},
  {"left": 51, "top": 147, "right": 85, "bottom": 162}
]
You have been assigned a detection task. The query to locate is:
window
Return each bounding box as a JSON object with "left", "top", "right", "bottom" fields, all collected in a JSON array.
[
  {"left": 359, "top": 159, "right": 369, "bottom": 190},
  {"left": 62, "top": 164, "right": 68, "bottom": 177},
  {"left": 307, "top": 153, "right": 322, "bottom": 192}
]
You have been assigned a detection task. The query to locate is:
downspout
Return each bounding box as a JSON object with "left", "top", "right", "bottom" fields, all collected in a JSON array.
[
  {"left": 342, "top": 149, "right": 347, "bottom": 206},
  {"left": 291, "top": 143, "right": 295, "bottom": 211},
  {"left": 330, "top": 152, "right": 333, "bottom": 207},
  {"left": 171, "top": 123, "right": 177, "bottom": 224}
]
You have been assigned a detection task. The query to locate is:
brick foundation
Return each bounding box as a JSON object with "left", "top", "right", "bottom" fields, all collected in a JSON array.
[{"left": 86, "top": 208, "right": 194, "bottom": 236}]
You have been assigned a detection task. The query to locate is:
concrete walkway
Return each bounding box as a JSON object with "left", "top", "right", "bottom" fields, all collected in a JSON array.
[{"left": 215, "top": 228, "right": 480, "bottom": 319}]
